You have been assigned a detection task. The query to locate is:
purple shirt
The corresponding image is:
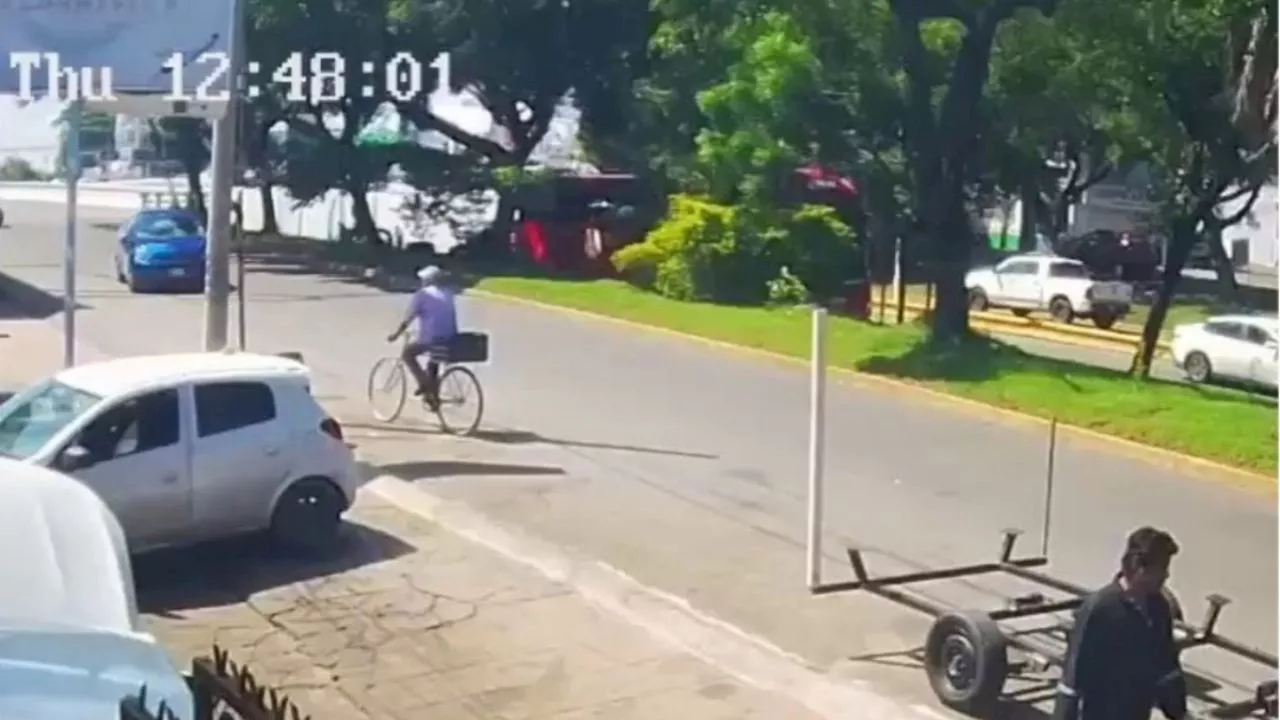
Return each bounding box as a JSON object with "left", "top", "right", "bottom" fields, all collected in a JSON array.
[{"left": 406, "top": 286, "right": 458, "bottom": 343}]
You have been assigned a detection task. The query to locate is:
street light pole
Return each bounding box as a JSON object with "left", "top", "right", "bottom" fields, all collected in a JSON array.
[
  {"left": 202, "top": 0, "right": 245, "bottom": 351},
  {"left": 62, "top": 99, "right": 83, "bottom": 367}
]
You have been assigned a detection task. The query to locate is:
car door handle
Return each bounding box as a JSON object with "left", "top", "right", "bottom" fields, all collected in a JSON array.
[
  {"left": 264, "top": 446, "right": 280, "bottom": 457},
  {"left": 161, "top": 474, "right": 179, "bottom": 484}
]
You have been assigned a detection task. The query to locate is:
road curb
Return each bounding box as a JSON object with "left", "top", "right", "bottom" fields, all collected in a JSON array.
[
  {"left": 361, "top": 472, "right": 943, "bottom": 720},
  {"left": 467, "top": 288, "right": 1275, "bottom": 494}
]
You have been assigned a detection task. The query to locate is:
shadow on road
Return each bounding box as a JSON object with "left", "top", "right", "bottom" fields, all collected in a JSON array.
[
  {"left": 472, "top": 427, "right": 719, "bottom": 460},
  {"left": 133, "top": 520, "right": 414, "bottom": 615},
  {"left": 340, "top": 419, "right": 719, "bottom": 460},
  {"left": 377, "top": 459, "right": 565, "bottom": 479},
  {"left": 0, "top": 271, "right": 88, "bottom": 319}
]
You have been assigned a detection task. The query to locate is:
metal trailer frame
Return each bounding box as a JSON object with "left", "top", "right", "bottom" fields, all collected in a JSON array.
[{"left": 812, "top": 529, "right": 1278, "bottom": 719}]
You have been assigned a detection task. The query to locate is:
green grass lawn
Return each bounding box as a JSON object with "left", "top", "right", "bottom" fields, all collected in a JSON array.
[{"left": 477, "top": 276, "right": 1278, "bottom": 476}]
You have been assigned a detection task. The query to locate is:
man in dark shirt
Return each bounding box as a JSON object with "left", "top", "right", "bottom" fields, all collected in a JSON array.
[{"left": 1054, "top": 527, "right": 1188, "bottom": 720}]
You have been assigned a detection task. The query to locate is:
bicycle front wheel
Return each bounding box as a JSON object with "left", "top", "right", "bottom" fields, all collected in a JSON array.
[
  {"left": 367, "top": 356, "right": 408, "bottom": 422},
  {"left": 434, "top": 365, "right": 485, "bottom": 436}
]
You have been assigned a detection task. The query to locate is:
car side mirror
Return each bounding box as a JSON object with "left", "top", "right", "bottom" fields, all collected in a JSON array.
[{"left": 56, "top": 445, "right": 95, "bottom": 472}]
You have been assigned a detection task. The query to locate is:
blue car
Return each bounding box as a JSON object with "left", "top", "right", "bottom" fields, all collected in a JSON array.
[{"left": 113, "top": 209, "right": 207, "bottom": 293}]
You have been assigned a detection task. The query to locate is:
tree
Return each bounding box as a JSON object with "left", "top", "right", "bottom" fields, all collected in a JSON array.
[
  {"left": 890, "top": 0, "right": 1057, "bottom": 342},
  {"left": 148, "top": 118, "right": 211, "bottom": 220},
  {"left": 1079, "top": 0, "right": 1279, "bottom": 376},
  {"left": 52, "top": 108, "right": 115, "bottom": 175},
  {"left": 247, "top": 0, "right": 407, "bottom": 242},
  {"left": 390, "top": 0, "right": 653, "bottom": 256},
  {"left": 984, "top": 6, "right": 1146, "bottom": 247}
]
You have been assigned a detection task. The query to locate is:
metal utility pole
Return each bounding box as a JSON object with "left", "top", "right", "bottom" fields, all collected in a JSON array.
[
  {"left": 62, "top": 99, "right": 84, "bottom": 367},
  {"left": 202, "top": 0, "right": 245, "bottom": 351}
]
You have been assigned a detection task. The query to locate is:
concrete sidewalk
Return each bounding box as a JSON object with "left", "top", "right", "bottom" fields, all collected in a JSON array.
[{"left": 145, "top": 490, "right": 828, "bottom": 720}]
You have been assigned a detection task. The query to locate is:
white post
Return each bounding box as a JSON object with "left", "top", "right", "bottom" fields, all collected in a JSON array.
[
  {"left": 63, "top": 99, "right": 83, "bottom": 367},
  {"left": 806, "top": 306, "right": 828, "bottom": 590},
  {"left": 203, "top": 0, "right": 245, "bottom": 351}
]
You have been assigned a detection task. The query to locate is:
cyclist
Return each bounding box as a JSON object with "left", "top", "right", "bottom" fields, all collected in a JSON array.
[{"left": 387, "top": 265, "right": 458, "bottom": 410}]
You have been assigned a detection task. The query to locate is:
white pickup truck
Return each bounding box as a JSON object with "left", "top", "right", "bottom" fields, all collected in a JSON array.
[{"left": 964, "top": 254, "right": 1134, "bottom": 329}]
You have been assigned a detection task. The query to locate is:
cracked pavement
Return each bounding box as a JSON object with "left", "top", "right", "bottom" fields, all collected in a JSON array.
[{"left": 138, "top": 494, "right": 825, "bottom": 720}]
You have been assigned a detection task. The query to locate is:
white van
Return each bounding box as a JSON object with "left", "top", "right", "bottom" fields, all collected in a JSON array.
[{"left": 0, "top": 458, "right": 192, "bottom": 719}]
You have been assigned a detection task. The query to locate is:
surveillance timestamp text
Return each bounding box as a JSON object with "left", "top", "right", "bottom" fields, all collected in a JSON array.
[{"left": 7, "top": 50, "right": 450, "bottom": 104}]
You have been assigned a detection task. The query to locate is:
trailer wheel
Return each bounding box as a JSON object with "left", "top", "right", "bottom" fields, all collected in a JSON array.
[{"left": 924, "top": 610, "right": 1008, "bottom": 715}]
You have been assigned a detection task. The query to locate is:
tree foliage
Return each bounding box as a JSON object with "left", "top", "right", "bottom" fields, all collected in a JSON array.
[{"left": 218, "top": 0, "right": 1276, "bottom": 371}]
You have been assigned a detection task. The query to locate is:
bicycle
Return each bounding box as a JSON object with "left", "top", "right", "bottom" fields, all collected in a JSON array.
[{"left": 365, "top": 333, "right": 488, "bottom": 436}]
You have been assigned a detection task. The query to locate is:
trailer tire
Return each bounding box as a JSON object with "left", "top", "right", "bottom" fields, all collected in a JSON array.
[{"left": 924, "top": 610, "right": 1008, "bottom": 715}]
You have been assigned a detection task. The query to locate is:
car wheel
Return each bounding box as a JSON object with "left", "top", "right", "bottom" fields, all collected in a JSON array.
[
  {"left": 1049, "top": 296, "right": 1075, "bottom": 323},
  {"left": 967, "top": 289, "right": 989, "bottom": 312},
  {"left": 1092, "top": 312, "right": 1119, "bottom": 330},
  {"left": 269, "top": 477, "right": 346, "bottom": 554},
  {"left": 1184, "top": 351, "right": 1212, "bottom": 383}
]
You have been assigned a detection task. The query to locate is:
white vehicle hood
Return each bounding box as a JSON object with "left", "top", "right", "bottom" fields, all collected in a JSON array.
[
  {"left": 0, "top": 459, "right": 192, "bottom": 719},
  {"left": 0, "top": 459, "right": 136, "bottom": 631},
  {"left": 0, "top": 624, "right": 193, "bottom": 720}
]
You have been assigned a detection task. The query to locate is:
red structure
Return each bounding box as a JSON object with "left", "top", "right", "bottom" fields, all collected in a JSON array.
[{"left": 510, "top": 173, "right": 651, "bottom": 276}]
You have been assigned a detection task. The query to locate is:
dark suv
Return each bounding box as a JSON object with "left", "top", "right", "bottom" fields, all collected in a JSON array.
[{"left": 1053, "top": 230, "right": 1161, "bottom": 283}]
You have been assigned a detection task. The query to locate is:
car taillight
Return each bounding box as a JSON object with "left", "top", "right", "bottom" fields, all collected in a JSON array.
[{"left": 320, "top": 418, "right": 343, "bottom": 441}]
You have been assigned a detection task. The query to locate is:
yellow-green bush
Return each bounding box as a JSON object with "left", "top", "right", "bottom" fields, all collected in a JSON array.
[
  {"left": 613, "top": 194, "right": 769, "bottom": 302},
  {"left": 613, "top": 193, "right": 858, "bottom": 304}
]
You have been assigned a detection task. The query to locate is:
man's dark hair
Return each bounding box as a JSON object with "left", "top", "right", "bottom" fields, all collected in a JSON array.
[{"left": 1122, "top": 526, "right": 1180, "bottom": 572}]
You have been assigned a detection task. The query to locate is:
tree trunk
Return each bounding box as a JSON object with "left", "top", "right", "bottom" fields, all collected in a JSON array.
[
  {"left": 1131, "top": 216, "right": 1195, "bottom": 376},
  {"left": 1018, "top": 184, "right": 1039, "bottom": 251},
  {"left": 259, "top": 183, "right": 279, "bottom": 235},
  {"left": 929, "top": 191, "right": 974, "bottom": 341},
  {"left": 184, "top": 167, "right": 207, "bottom": 222},
  {"left": 348, "top": 185, "right": 378, "bottom": 243},
  {"left": 475, "top": 192, "right": 518, "bottom": 262}
]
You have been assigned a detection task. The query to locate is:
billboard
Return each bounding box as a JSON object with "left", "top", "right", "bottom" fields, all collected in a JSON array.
[{"left": 0, "top": 0, "right": 234, "bottom": 102}]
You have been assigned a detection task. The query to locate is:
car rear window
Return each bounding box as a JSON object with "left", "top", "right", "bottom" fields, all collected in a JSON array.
[
  {"left": 134, "top": 213, "right": 201, "bottom": 239},
  {"left": 1048, "top": 262, "right": 1089, "bottom": 279}
]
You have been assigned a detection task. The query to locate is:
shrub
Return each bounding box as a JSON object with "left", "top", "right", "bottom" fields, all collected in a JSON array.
[
  {"left": 771, "top": 204, "right": 858, "bottom": 301},
  {"left": 767, "top": 265, "right": 811, "bottom": 305},
  {"left": 0, "top": 157, "right": 44, "bottom": 181},
  {"left": 613, "top": 194, "right": 776, "bottom": 303},
  {"left": 611, "top": 239, "right": 666, "bottom": 288}
]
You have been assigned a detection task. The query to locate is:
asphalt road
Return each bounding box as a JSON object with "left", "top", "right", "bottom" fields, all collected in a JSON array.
[
  {"left": 1, "top": 202, "right": 1275, "bottom": 711},
  {"left": 997, "top": 331, "right": 1184, "bottom": 381}
]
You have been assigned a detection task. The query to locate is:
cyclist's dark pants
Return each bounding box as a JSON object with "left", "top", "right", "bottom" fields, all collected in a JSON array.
[{"left": 401, "top": 341, "right": 443, "bottom": 397}]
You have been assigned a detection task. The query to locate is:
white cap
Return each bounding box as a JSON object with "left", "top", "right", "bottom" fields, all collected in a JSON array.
[{"left": 417, "top": 265, "right": 443, "bottom": 284}]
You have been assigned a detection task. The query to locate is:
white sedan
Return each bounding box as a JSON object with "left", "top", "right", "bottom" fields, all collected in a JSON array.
[
  {"left": 0, "top": 352, "right": 363, "bottom": 554},
  {"left": 1170, "top": 314, "right": 1278, "bottom": 390}
]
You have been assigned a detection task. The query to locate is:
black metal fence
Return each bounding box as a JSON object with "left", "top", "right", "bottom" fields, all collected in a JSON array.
[{"left": 119, "top": 645, "right": 310, "bottom": 720}]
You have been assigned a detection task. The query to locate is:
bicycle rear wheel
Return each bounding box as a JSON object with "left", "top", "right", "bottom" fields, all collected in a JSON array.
[
  {"left": 367, "top": 356, "right": 408, "bottom": 422},
  {"left": 434, "top": 365, "right": 484, "bottom": 436}
]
